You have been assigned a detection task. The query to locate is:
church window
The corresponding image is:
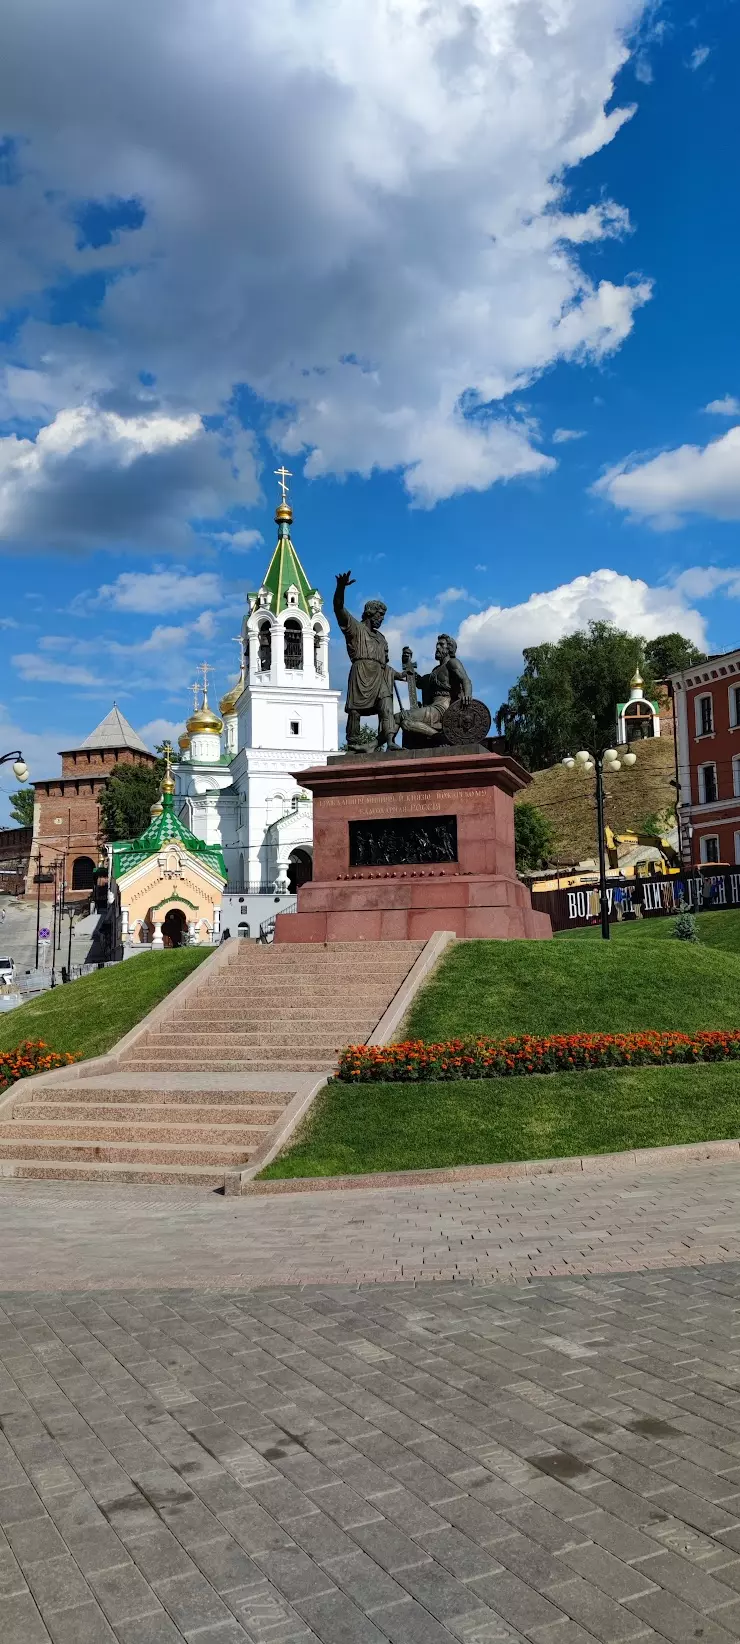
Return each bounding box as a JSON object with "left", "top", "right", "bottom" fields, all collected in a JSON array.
[
  {"left": 258, "top": 621, "right": 272, "bottom": 671},
  {"left": 313, "top": 623, "right": 324, "bottom": 673},
  {"left": 290, "top": 720, "right": 300, "bottom": 736},
  {"left": 284, "top": 619, "right": 303, "bottom": 669}
]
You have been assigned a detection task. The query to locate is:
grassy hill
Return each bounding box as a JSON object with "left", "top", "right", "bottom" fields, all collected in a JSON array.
[
  {"left": 263, "top": 922, "right": 740, "bottom": 1179},
  {"left": 0, "top": 949, "right": 209, "bottom": 1063},
  {"left": 515, "top": 736, "right": 676, "bottom": 861}
]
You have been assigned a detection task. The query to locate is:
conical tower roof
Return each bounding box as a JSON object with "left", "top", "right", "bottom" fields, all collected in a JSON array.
[{"left": 66, "top": 704, "right": 150, "bottom": 755}]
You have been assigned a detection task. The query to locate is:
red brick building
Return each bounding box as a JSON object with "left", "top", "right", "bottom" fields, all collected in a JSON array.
[
  {"left": 670, "top": 647, "right": 740, "bottom": 866},
  {"left": 26, "top": 706, "right": 157, "bottom": 898}
]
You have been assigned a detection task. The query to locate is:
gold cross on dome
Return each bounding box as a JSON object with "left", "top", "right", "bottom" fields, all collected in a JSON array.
[
  {"left": 197, "top": 660, "right": 213, "bottom": 699},
  {"left": 190, "top": 681, "right": 200, "bottom": 712},
  {"left": 162, "top": 741, "right": 174, "bottom": 776},
  {"left": 274, "top": 465, "right": 292, "bottom": 505}
]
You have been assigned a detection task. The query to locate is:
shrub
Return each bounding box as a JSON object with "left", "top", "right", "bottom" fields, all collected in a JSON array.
[
  {"left": 0, "top": 1040, "right": 78, "bottom": 1093},
  {"left": 338, "top": 1030, "right": 740, "bottom": 1082},
  {"left": 673, "top": 909, "right": 700, "bottom": 942}
]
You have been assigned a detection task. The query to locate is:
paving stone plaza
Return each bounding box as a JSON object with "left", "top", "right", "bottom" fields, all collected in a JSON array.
[{"left": 4, "top": 1168, "right": 740, "bottom": 1642}]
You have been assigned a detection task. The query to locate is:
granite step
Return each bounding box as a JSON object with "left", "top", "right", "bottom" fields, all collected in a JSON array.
[
  {"left": 136, "top": 1032, "right": 354, "bottom": 1050},
  {"left": 0, "top": 1159, "right": 230, "bottom": 1187},
  {"left": 9, "top": 1103, "right": 284, "bottom": 1127},
  {"left": 27, "top": 1087, "right": 291, "bottom": 1107},
  {"left": 123, "top": 1057, "right": 334, "bottom": 1072},
  {"left": 0, "top": 1138, "right": 255, "bottom": 1166},
  {"left": 0, "top": 1119, "right": 270, "bottom": 1145}
]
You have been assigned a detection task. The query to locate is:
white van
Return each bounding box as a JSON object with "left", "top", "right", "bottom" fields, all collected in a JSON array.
[{"left": 0, "top": 956, "right": 16, "bottom": 987}]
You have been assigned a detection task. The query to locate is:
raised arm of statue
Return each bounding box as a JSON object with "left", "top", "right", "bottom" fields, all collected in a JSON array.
[{"left": 333, "top": 571, "right": 355, "bottom": 631}]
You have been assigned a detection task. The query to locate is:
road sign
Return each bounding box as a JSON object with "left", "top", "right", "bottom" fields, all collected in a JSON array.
[{"left": 38, "top": 927, "right": 50, "bottom": 939}]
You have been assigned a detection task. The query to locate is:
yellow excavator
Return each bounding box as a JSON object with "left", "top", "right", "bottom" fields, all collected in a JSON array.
[{"left": 604, "top": 826, "right": 680, "bottom": 873}]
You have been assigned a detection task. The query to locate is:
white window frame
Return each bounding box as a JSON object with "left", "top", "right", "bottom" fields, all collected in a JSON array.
[
  {"left": 730, "top": 683, "right": 740, "bottom": 728},
  {"left": 288, "top": 715, "right": 302, "bottom": 738},
  {"left": 733, "top": 756, "right": 740, "bottom": 798},
  {"left": 699, "top": 761, "right": 718, "bottom": 804},
  {"left": 735, "top": 831, "right": 740, "bottom": 866},
  {"left": 700, "top": 833, "right": 720, "bottom": 864},
  {"left": 695, "top": 692, "right": 714, "bottom": 736}
]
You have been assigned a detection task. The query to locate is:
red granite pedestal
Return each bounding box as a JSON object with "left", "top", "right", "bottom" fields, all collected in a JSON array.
[{"left": 275, "top": 747, "right": 552, "bottom": 943}]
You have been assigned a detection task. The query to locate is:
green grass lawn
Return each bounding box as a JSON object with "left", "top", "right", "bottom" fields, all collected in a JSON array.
[
  {"left": 263, "top": 920, "right": 740, "bottom": 1179},
  {"left": 0, "top": 949, "right": 209, "bottom": 1063},
  {"left": 557, "top": 908, "right": 740, "bottom": 956},
  {"left": 403, "top": 936, "right": 740, "bottom": 1039},
  {"left": 260, "top": 1062, "right": 740, "bottom": 1178}
]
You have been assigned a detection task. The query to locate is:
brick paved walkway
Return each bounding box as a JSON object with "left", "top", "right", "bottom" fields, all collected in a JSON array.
[
  {"left": 7, "top": 1270, "right": 740, "bottom": 1642},
  {"left": 2, "top": 1157, "right": 740, "bottom": 1288}
]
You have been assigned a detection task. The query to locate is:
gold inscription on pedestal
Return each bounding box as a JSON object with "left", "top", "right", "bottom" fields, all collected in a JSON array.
[{"left": 322, "top": 787, "right": 487, "bottom": 814}]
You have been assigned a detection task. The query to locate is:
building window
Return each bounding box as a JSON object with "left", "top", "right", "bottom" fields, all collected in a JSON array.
[
  {"left": 289, "top": 720, "right": 300, "bottom": 736},
  {"left": 71, "top": 855, "right": 95, "bottom": 890},
  {"left": 734, "top": 756, "right": 740, "bottom": 798},
  {"left": 258, "top": 621, "right": 272, "bottom": 671},
  {"left": 731, "top": 685, "right": 740, "bottom": 728},
  {"left": 313, "top": 623, "right": 324, "bottom": 674},
  {"left": 700, "top": 835, "right": 720, "bottom": 865},
  {"left": 735, "top": 831, "right": 740, "bottom": 866},
  {"left": 700, "top": 763, "right": 717, "bottom": 803},
  {"left": 696, "top": 693, "right": 714, "bottom": 736},
  {"left": 284, "top": 619, "right": 303, "bottom": 669}
]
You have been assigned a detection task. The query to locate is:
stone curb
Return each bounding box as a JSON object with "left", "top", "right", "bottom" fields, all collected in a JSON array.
[
  {"left": 232, "top": 930, "right": 457, "bottom": 1189},
  {"left": 241, "top": 1134, "right": 740, "bottom": 1195}
]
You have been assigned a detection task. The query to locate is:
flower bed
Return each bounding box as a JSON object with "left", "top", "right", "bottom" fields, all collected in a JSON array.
[
  {"left": 0, "top": 1040, "right": 78, "bottom": 1093},
  {"left": 338, "top": 1031, "right": 740, "bottom": 1082}
]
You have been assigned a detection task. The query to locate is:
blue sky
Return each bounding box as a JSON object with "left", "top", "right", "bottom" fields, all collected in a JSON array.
[{"left": 2, "top": 0, "right": 740, "bottom": 819}]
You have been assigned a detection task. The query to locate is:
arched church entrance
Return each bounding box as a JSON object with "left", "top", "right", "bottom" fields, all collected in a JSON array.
[
  {"left": 287, "top": 849, "right": 313, "bottom": 894},
  {"left": 162, "top": 908, "right": 188, "bottom": 948}
]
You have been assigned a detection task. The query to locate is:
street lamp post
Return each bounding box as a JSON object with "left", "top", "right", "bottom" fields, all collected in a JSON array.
[
  {"left": 0, "top": 751, "right": 29, "bottom": 781},
  {"left": 562, "top": 742, "right": 638, "bottom": 940}
]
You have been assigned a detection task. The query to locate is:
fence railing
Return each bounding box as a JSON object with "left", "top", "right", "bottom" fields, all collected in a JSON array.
[
  {"left": 225, "top": 882, "right": 287, "bottom": 896},
  {"left": 259, "top": 900, "right": 298, "bottom": 943}
]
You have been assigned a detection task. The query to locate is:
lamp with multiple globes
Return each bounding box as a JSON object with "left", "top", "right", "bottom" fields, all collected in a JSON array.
[
  {"left": 561, "top": 738, "right": 639, "bottom": 940},
  {"left": 0, "top": 750, "right": 28, "bottom": 781}
]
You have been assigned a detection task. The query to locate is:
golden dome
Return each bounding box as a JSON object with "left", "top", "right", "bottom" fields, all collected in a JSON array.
[
  {"left": 631, "top": 667, "right": 643, "bottom": 688},
  {"left": 161, "top": 771, "right": 176, "bottom": 795},
  {"left": 275, "top": 501, "right": 293, "bottom": 525},
  {"left": 150, "top": 797, "right": 164, "bottom": 818},
  {"left": 219, "top": 679, "right": 243, "bottom": 716},
  {"left": 178, "top": 730, "right": 191, "bottom": 752},
  {"left": 186, "top": 697, "right": 223, "bottom": 736}
]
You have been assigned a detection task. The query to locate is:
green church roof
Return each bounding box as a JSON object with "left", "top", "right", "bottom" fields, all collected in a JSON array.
[
  {"left": 259, "top": 516, "right": 318, "bottom": 617},
  {"left": 112, "top": 791, "right": 227, "bottom": 883}
]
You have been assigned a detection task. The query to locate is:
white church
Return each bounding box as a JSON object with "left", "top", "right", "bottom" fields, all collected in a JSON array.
[{"left": 173, "top": 473, "right": 340, "bottom": 936}]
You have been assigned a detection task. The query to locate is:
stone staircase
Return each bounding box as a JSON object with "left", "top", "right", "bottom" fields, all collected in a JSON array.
[{"left": 0, "top": 939, "right": 425, "bottom": 1187}]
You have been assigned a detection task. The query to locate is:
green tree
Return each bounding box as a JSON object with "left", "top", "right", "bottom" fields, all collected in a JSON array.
[
  {"left": 514, "top": 802, "right": 556, "bottom": 873},
  {"left": 340, "top": 724, "right": 377, "bottom": 751},
  {"left": 99, "top": 759, "right": 165, "bottom": 842},
  {"left": 643, "top": 633, "right": 706, "bottom": 677},
  {"left": 9, "top": 788, "right": 34, "bottom": 827},
  {"left": 498, "top": 622, "right": 701, "bottom": 772}
]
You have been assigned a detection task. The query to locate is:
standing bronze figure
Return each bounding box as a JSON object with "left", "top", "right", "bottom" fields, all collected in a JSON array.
[{"left": 334, "top": 572, "right": 405, "bottom": 751}]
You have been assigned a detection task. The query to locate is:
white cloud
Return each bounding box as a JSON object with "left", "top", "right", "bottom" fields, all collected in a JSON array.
[
  {"left": 10, "top": 654, "right": 105, "bottom": 686},
  {"left": 0, "top": 0, "right": 651, "bottom": 513},
  {"left": 216, "top": 529, "right": 263, "bottom": 553},
  {"left": 594, "top": 426, "right": 740, "bottom": 525},
  {"left": 73, "top": 568, "right": 224, "bottom": 615},
  {"left": 0, "top": 406, "right": 259, "bottom": 552},
  {"left": 672, "top": 566, "right": 740, "bottom": 600},
  {"left": 136, "top": 718, "right": 181, "bottom": 749},
  {"left": 553, "top": 428, "right": 587, "bottom": 444},
  {"left": 703, "top": 396, "right": 740, "bottom": 416},
  {"left": 689, "top": 45, "right": 710, "bottom": 70},
  {"left": 457, "top": 568, "right": 707, "bottom": 666}
]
